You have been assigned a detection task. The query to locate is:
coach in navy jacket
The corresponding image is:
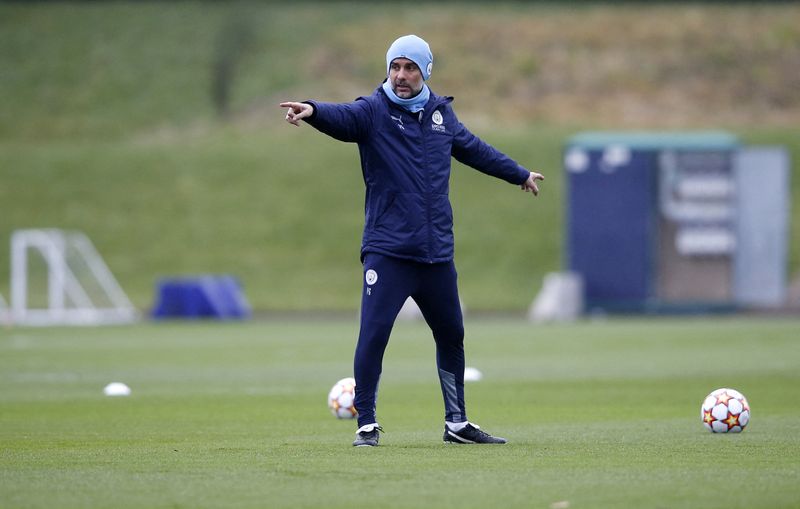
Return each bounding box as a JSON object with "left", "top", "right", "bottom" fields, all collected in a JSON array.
[{"left": 281, "top": 35, "right": 543, "bottom": 447}]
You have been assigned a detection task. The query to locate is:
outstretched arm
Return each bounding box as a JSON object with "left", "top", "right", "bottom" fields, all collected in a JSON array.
[
  {"left": 279, "top": 99, "right": 372, "bottom": 142},
  {"left": 520, "top": 171, "right": 545, "bottom": 197},
  {"left": 452, "top": 117, "right": 545, "bottom": 197},
  {"left": 280, "top": 101, "right": 314, "bottom": 127}
]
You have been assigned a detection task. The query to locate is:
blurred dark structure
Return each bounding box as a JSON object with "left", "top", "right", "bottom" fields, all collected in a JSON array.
[
  {"left": 565, "top": 132, "right": 790, "bottom": 313},
  {"left": 211, "top": 14, "right": 255, "bottom": 118}
]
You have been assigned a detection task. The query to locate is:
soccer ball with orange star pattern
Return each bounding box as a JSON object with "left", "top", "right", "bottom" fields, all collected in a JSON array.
[
  {"left": 701, "top": 388, "right": 750, "bottom": 433},
  {"left": 327, "top": 377, "right": 357, "bottom": 419}
]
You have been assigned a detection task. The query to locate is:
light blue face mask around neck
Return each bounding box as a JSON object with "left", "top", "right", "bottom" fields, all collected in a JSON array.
[{"left": 382, "top": 81, "right": 430, "bottom": 113}]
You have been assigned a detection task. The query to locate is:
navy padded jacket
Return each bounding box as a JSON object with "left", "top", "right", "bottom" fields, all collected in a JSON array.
[{"left": 306, "top": 85, "right": 530, "bottom": 264}]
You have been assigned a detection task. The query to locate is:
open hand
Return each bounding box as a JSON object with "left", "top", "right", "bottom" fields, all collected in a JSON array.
[{"left": 521, "top": 171, "right": 545, "bottom": 196}]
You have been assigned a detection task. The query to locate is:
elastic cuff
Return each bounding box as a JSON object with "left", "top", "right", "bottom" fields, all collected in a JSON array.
[
  {"left": 517, "top": 166, "right": 531, "bottom": 185},
  {"left": 302, "top": 100, "right": 318, "bottom": 122}
]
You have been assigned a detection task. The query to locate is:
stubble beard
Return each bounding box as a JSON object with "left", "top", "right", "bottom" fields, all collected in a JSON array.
[{"left": 393, "top": 79, "right": 421, "bottom": 99}]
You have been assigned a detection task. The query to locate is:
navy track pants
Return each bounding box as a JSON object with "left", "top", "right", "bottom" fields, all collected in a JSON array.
[{"left": 354, "top": 253, "right": 467, "bottom": 427}]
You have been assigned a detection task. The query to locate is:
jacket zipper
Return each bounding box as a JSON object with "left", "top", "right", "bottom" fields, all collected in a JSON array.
[{"left": 419, "top": 107, "right": 434, "bottom": 263}]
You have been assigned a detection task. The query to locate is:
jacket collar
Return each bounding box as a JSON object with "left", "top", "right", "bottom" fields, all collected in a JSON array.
[{"left": 375, "top": 84, "right": 452, "bottom": 115}]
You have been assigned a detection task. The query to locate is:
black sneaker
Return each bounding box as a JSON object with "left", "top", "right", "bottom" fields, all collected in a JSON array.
[
  {"left": 352, "top": 424, "right": 383, "bottom": 447},
  {"left": 443, "top": 423, "right": 507, "bottom": 444}
]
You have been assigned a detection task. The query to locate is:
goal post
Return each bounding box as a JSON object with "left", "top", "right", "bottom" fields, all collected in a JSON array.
[
  {"left": 10, "top": 229, "right": 138, "bottom": 326},
  {"left": 0, "top": 292, "right": 9, "bottom": 327}
]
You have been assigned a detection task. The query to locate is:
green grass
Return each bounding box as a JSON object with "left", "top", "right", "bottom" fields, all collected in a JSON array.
[
  {"left": 0, "top": 124, "right": 569, "bottom": 311},
  {"left": 2, "top": 317, "right": 799, "bottom": 508},
  {"left": 1, "top": 2, "right": 799, "bottom": 311}
]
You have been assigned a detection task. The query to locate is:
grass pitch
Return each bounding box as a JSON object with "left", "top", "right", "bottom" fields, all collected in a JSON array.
[{"left": 1, "top": 317, "right": 799, "bottom": 509}]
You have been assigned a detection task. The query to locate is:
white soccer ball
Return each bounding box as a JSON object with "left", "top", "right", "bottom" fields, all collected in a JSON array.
[
  {"left": 103, "top": 382, "right": 131, "bottom": 397},
  {"left": 327, "top": 377, "right": 357, "bottom": 419},
  {"left": 701, "top": 387, "right": 750, "bottom": 433}
]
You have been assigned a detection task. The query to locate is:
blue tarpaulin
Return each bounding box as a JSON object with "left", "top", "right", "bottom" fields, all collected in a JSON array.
[{"left": 151, "top": 275, "right": 251, "bottom": 319}]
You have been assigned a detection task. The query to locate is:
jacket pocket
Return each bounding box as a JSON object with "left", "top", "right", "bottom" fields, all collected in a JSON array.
[
  {"left": 375, "top": 193, "right": 424, "bottom": 235},
  {"left": 370, "top": 192, "right": 396, "bottom": 228},
  {"left": 430, "top": 194, "right": 455, "bottom": 257},
  {"left": 431, "top": 195, "right": 454, "bottom": 233}
]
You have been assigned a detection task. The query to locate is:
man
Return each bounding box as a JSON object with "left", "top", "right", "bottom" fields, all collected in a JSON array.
[{"left": 281, "top": 35, "right": 543, "bottom": 447}]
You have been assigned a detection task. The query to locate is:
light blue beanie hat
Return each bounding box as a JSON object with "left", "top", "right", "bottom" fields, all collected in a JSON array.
[{"left": 386, "top": 35, "right": 433, "bottom": 81}]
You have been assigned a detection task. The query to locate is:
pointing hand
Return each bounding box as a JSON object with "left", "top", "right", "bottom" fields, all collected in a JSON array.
[{"left": 280, "top": 102, "right": 314, "bottom": 127}]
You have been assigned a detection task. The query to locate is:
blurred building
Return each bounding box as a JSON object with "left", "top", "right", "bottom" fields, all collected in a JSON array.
[{"left": 565, "top": 131, "right": 790, "bottom": 313}]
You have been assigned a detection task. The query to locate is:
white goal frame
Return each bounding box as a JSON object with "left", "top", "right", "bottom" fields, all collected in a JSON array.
[
  {"left": 10, "top": 229, "right": 138, "bottom": 326},
  {"left": 0, "top": 292, "right": 9, "bottom": 326}
]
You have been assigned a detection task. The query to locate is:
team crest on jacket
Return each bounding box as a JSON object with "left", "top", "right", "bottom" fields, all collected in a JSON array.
[
  {"left": 431, "top": 110, "right": 446, "bottom": 132},
  {"left": 365, "top": 269, "right": 378, "bottom": 285}
]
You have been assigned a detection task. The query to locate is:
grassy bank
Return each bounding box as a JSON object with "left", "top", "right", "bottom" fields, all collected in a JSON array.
[
  {"left": 0, "top": 124, "right": 568, "bottom": 310},
  {"left": 1, "top": 2, "right": 798, "bottom": 311}
]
